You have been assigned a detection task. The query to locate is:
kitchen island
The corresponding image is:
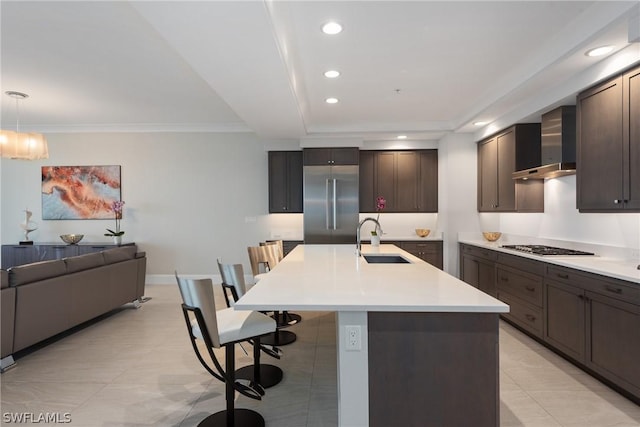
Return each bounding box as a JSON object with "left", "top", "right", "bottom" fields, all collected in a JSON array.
[{"left": 235, "top": 244, "right": 508, "bottom": 427}]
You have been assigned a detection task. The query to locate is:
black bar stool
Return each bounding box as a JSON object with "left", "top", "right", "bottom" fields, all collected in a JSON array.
[
  {"left": 175, "top": 272, "right": 276, "bottom": 426},
  {"left": 217, "top": 259, "right": 284, "bottom": 389}
]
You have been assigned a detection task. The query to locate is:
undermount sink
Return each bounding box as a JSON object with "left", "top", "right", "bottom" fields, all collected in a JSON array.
[{"left": 363, "top": 254, "right": 411, "bottom": 264}]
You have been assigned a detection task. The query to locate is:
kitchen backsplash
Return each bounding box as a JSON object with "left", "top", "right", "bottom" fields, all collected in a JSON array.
[{"left": 267, "top": 213, "right": 440, "bottom": 241}]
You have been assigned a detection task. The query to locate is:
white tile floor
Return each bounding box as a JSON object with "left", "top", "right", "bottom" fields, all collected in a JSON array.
[{"left": 1, "top": 284, "right": 639, "bottom": 426}]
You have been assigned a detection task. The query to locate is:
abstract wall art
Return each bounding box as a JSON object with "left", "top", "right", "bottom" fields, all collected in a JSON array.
[{"left": 42, "top": 165, "right": 121, "bottom": 220}]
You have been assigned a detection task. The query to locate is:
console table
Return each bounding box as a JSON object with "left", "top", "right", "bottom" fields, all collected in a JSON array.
[{"left": 1, "top": 242, "right": 135, "bottom": 269}]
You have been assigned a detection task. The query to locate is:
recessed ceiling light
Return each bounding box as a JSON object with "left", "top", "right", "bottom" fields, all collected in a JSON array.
[
  {"left": 322, "top": 21, "right": 343, "bottom": 35},
  {"left": 585, "top": 45, "right": 614, "bottom": 57},
  {"left": 397, "top": 135, "right": 407, "bottom": 139},
  {"left": 324, "top": 70, "right": 340, "bottom": 78},
  {"left": 325, "top": 97, "right": 339, "bottom": 104},
  {"left": 473, "top": 121, "right": 488, "bottom": 126}
]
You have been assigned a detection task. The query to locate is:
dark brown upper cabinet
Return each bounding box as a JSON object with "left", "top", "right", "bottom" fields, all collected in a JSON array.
[
  {"left": 477, "top": 124, "right": 544, "bottom": 212},
  {"left": 359, "top": 150, "right": 438, "bottom": 213},
  {"left": 268, "top": 151, "right": 303, "bottom": 213},
  {"left": 303, "top": 147, "right": 359, "bottom": 166},
  {"left": 577, "top": 64, "right": 640, "bottom": 212}
]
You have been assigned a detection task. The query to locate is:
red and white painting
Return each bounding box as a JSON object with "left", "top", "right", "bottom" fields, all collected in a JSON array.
[{"left": 41, "top": 165, "right": 121, "bottom": 220}]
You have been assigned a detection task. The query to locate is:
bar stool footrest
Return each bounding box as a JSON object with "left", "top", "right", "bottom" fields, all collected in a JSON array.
[{"left": 235, "top": 364, "right": 283, "bottom": 389}]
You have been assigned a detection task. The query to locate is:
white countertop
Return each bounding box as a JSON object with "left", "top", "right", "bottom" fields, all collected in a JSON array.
[
  {"left": 459, "top": 238, "right": 640, "bottom": 284},
  {"left": 235, "top": 244, "right": 508, "bottom": 313}
]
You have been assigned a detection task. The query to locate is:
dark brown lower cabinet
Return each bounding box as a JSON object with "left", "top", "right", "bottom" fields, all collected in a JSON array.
[
  {"left": 544, "top": 267, "right": 640, "bottom": 402},
  {"left": 368, "top": 312, "right": 499, "bottom": 427},
  {"left": 496, "top": 261, "right": 544, "bottom": 338},
  {"left": 586, "top": 291, "right": 640, "bottom": 398},
  {"left": 459, "top": 242, "right": 640, "bottom": 403},
  {"left": 462, "top": 254, "right": 496, "bottom": 297},
  {"left": 460, "top": 243, "right": 498, "bottom": 297},
  {"left": 399, "top": 240, "right": 443, "bottom": 269},
  {"left": 545, "top": 280, "right": 585, "bottom": 361}
]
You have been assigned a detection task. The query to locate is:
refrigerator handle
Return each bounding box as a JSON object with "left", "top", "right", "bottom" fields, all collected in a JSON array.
[
  {"left": 332, "top": 179, "right": 338, "bottom": 230},
  {"left": 325, "top": 178, "right": 331, "bottom": 230}
]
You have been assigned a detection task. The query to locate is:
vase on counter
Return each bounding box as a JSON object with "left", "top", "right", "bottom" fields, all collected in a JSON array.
[
  {"left": 113, "top": 235, "right": 122, "bottom": 246},
  {"left": 371, "top": 235, "right": 381, "bottom": 246}
]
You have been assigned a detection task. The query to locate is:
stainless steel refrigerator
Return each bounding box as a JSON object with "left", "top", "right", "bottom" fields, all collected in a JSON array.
[{"left": 303, "top": 165, "right": 359, "bottom": 244}]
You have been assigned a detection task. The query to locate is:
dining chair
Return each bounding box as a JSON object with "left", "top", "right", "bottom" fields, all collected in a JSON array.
[
  {"left": 217, "top": 258, "right": 284, "bottom": 389},
  {"left": 175, "top": 272, "right": 275, "bottom": 426}
]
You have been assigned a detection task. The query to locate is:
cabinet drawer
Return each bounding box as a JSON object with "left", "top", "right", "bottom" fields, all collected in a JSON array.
[
  {"left": 547, "top": 265, "right": 640, "bottom": 304},
  {"left": 496, "top": 266, "right": 543, "bottom": 307},
  {"left": 460, "top": 244, "right": 497, "bottom": 262},
  {"left": 499, "top": 292, "right": 543, "bottom": 338},
  {"left": 497, "top": 252, "right": 545, "bottom": 275},
  {"left": 402, "top": 241, "right": 439, "bottom": 254}
]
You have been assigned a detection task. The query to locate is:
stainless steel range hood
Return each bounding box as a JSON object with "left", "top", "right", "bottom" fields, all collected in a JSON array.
[{"left": 513, "top": 106, "right": 576, "bottom": 180}]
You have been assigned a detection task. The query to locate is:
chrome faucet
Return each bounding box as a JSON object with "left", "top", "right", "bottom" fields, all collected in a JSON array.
[{"left": 356, "top": 217, "right": 383, "bottom": 256}]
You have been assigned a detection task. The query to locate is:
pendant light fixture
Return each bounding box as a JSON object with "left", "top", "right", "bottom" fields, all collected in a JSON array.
[{"left": 0, "top": 91, "right": 49, "bottom": 160}]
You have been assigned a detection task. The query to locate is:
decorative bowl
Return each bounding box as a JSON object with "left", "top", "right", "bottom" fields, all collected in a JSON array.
[
  {"left": 60, "top": 234, "right": 84, "bottom": 245},
  {"left": 482, "top": 232, "right": 502, "bottom": 242},
  {"left": 415, "top": 228, "right": 430, "bottom": 238}
]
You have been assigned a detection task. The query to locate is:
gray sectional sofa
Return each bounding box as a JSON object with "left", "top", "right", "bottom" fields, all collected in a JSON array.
[{"left": 0, "top": 245, "right": 146, "bottom": 371}]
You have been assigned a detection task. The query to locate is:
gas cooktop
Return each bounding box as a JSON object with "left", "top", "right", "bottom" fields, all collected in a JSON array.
[{"left": 501, "top": 245, "right": 595, "bottom": 256}]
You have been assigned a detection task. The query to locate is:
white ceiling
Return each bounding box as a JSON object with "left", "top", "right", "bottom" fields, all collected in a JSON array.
[{"left": 1, "top": 1, "right": 639, "bottom": 144}]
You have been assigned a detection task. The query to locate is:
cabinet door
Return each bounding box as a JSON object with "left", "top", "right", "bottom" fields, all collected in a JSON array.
[
  {"left": 359, "top": 151, "right": 376, "bottom": 212},
  {"left": 303, "top": 148, "right": 331, "bottom": 165},
  {"left": 76, "top": 244, "right": 113, "bottom": 255},
  {"left": 477, "top": 261, "right": 496, "bottom": 297},
  {"left": 419, "top": 150, "right": 438, "bottom": 212},
  {"left": 395, "top": 152, "right": 419, "bottom": 211},
  {"left": 478, "top": 138, "right": 498, "bottom": 211},
  {"left": 330, "top": 148, "right": 359, "bottom": 165},
  {"left": 623, "top": 66, "right": 640, "bottom": 210},
  {"left": 269, "top": 151, "right": 302, "bottom": 213},
  {"left": 460, "top": 245, "right": 495, "bottom": 296},
  {"left": 462, "top": 256, "right": 480, "bottom": 288},
  {"left": 269, "top": 151, "right": 289, "bottom": 212},
  {"left": 1, "top": 245, "right": 39, "bottom": 268},
  {"left": 376, "top": 152, "right": 396, "bottom": 211},
  {"left": 586, "top": 291, "right": 640, "bottom": 397},
  {"left": 41, "top": 245, "right": 78, "bottom": 261},
  {"left": 496, "top": 129, "right": 516, "bottom": 211},
  {"left": 303, "top": 148, "right": 359, "bottom": 165},
  {"left": 402, "top": 241, "right": 442, "bottom": 269},
  {"left": 287, "top": 152, "right": 303, "bottom": 212},
  {"left": 577, "top": 76, "right": 624, "bottom": 211},
  {"left": 545, "top": 280, "right": 585, "bottom": 362}
]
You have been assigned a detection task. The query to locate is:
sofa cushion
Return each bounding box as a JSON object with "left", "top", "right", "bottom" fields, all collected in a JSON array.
[
  {"left": 65, "top": 252, "right": 105, "bottom": 273},
  {"left": 102, "top": 246, "right": 136, "bottom": 265},
  {"left": 1, "top": 270, "right": 8, "bottom": 289},
  {"left": 9, "top": 259, "right": 67, "bottom": 287}
]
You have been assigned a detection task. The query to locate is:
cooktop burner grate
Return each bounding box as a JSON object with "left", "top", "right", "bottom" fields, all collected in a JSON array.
[{"left": 501, "top": 245, "right": 595, "bottom": 256}]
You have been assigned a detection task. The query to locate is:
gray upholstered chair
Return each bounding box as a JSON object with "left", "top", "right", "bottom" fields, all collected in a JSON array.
[
  {"left": 175, "top": 273, "right": 275, "bottom": 426},
  {"left": 217, "top": 259, "right": 283, "bottom": 388}
]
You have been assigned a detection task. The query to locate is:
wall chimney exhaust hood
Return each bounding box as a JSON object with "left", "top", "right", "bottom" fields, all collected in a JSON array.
[{"left": 513, "top": 106, "right": 576, "bottom": 180}]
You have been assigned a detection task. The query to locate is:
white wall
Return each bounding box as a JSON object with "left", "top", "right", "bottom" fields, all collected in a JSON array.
[
  {"left": 1, "top": 132, "right": 274, "bottom": 280},
  {"left": 2, "top": 132, "right": 638, "bottom": 283},
  {"left": 499, "top": 176, "right": 640, "bottom": 250}
]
